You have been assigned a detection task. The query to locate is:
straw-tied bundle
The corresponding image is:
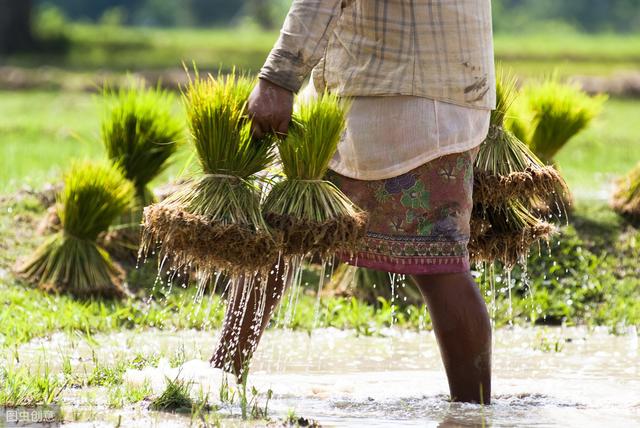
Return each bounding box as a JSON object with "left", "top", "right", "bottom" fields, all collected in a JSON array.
[
  {"left": 17, "top": 162, "right": 134, "bottom": 298},
  {"left": 470, "top": 73, "right": 563, "bottom": 267},
  {"left": 262, "top": 92, "right": 368, "bottom": 258},
  {"left": 101, "top": 84, "right": 183, "bottom": 259},
  {"left": 141, "top": 74, "right": 279, "bottom": 275},
  {"left": 473, "top": 74, "right": 568, "bottom": 208},
  {"left": 612, "top": 162, "right": 640, "bottom": 223}
]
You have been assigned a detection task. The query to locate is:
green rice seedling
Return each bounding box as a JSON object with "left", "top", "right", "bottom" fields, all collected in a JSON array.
[
  {"left": 0, "top": 364, "right": 66, "bottom": 407},
  {"left": 473, "top": 71, "right": 568, "bottom": 207},
  {"left": 17, "top": 162, "right": 134, "bottom": 298},
  {"left": 101, "top": 84, "right": 182, "bottom": 261},
  {"left": 523, "top": 76, "right": 606, "bottom": 164},
  {"left": 470, "top": 71, "right": 560, "bottom": 265},
  {"left": 102, "top": 84, "right": 183, "bottom": 206},
  {"left": 108, "top": 381, "right": 153, "bottom": 408},
  {"left": 149, "top": 376, "right": 194, "bottom": 412},
  {"left": 141, "top": 72, "right": 279, "bottom": 275},
  {"left": 612, "top": 162, "right": 640, "bottom": 223},
  {"left": 470, "top": 201, "right": 554, "bottom": 267},
  {"left": 262, "top": 92, "right": 368, "bottom": 257}
]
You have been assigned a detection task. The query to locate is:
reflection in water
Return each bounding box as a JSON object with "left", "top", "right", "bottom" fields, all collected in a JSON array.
[{"left": 14, "top": 326, "right": 640, "bottom": 427}]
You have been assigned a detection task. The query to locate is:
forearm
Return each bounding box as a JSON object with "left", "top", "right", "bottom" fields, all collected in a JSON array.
[{"left": 259, "top": 0, "right": 348, "bottom": 92}]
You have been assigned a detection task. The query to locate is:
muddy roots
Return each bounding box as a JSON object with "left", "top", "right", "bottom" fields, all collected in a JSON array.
[
  {"left": 469, "top": 203, "right": 555, "bottom": 267},
  {"left": 474, "top": 166, "right": 568, "bottom": 207},
  {"left": 142, "top": 203, "right": 280, "bottom": 275},
  {"left": 469, "top": 220, "right": 554, "bottom": 267},
  {"left": 16, "top": 234, "right": 127, "bottom": 299},
  {"left": 264, "top": 211, "right": 368, "bottom": 257}
]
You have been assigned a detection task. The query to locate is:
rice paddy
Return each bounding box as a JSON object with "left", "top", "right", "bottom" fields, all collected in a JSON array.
[{"left": 1, "top": 24, "right": 639, "bottom": 427}]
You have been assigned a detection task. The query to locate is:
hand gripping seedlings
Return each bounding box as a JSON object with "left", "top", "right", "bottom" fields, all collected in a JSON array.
[
  {"left": 473, "top": 72, "right": 568, "bottom": 208},
  {"left": 262, "top": 92, "right": 368, "bottom": 258},
  {"left": 141, "top": 74, "right": 279, "bottom": 275},
  {"left": 17, "top": 162, "right": 134, "bottom": 298}
]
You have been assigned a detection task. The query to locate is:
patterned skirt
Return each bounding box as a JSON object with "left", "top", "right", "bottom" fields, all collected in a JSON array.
[{"left": 327, "top": 148, "right": 478, "bottom": 275}]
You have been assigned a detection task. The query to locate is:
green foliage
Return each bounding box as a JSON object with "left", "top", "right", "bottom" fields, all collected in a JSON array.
[
  {"left": 264, "top": 93, "right": 358, "bottom": 223},
  {"left": 492, "top": 0, "right": 640, "bottom": 33},
  {"left": 183, "top": 72, "right": 274, "bottom": 178},
  {"left": 0, "top": 364, "right": 65, "bottom": 407},
  {"left": 108, "top": 381, "right": 153, "bottom": 408},
  {"left": 613, "top": 161, "right": 640, "bottom": 221},
  {"left": 519, "top": 77, "right": 607, "bottom": 163},
  {"left": 477, "top": 73, "right": 547, "bottom": 177},
  {"left": 17, "top": 162, "right": 134, "bottom": 297},
  {"left": 487, "top": 223, "right": 640, "bottom": 329},
  {"left": 150, "top": 376, "right": 193, "bottom": 411},
  {"left": 102, "top": 83, "right": 182, "bottom": 203},
  {"left": 280, "top": 92, "right": 347, "bottom": 180},
  {"left": 59, "top": 162, "right": 134, "bottom": 240}
]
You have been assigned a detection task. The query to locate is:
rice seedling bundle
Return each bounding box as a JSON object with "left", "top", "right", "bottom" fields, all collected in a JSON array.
[
  {"left": 521, "top": 77, "right": 606, "bottom": 164},
  {"left": 471, "top": 72, "right": 558, "bottom": 266},
  {"left": 102, "top": 84, "right": 183, "bottom": 207},
  {"left": 141, "top": 74, "right": 279, "bottom": 275},
  {"left": 469, "top": 201, "right": 554, "bottom": 267},
  {"left": 612, "top": 162, "right": 640, "bottom": 222},
  {"left": 473, "top": 73, "right": 567, "bottom": 207},
  {"left": 101, "top": 84, "right": 183, "bottom": 259},
  {"left": 17, "top": 162, "right": 134, "bottom": 298},
  {"left": 262, "top": 92, "right": 368, "bottom": 257}
]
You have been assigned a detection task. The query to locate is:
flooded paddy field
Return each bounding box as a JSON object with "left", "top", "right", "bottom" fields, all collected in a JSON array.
[{"left": 7, "top": 326, "right": 639, "bottom": 427}]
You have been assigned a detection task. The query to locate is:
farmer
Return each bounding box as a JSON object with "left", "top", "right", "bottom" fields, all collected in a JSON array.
[{"left": 212, "top": 0, "right": 495, "bottom": 404}]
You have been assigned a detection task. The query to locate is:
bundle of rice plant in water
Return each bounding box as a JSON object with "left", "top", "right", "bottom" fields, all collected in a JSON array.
[
  {"left": 612, "top": 162, "right": 640, "bottom": 223},
  {"left": 17, "top": 162, "right": 134, "bottom": 298},
  {"left": 101, "top": 84, "right": 183, "bottom": 258},
  {"left": 473, "top": 72, "right": 568, "bottom": 207},
  {"left": 522, "top": 77, "right": 606, "bottom": 165},
  {"left": 262, "top": 92, "right": 368, "bottom": 258},
  {"left": 141, "top": 73, "right": 279, "bottom": 275}
]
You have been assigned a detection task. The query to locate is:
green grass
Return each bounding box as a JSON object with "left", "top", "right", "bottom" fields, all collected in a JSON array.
[
  {"left": 0, "top": 90, "right": 192, "bottom": 193},
  {"left": 554, "top": 98, "right": 640, "bottom": 200}
]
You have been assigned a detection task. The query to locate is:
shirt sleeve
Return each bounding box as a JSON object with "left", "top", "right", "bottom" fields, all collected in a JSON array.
[{"left": 259, "top": 0, "right": 349, "bottom": 92}]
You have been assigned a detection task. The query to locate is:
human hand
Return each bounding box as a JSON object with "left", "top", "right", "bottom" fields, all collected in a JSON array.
[{"left": 248, "top": 78, "right": 294, "bottom": 139}]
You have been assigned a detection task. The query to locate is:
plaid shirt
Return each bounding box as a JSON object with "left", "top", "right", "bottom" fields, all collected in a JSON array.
[{"left": 260, "top": 0, "right": 496, "bottom": 109}]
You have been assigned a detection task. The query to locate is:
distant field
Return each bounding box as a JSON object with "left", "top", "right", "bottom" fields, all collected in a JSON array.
[
  {"left": 1, "top": 90, "right": 639, "bottom": 204},
  {"left": 0, "top": 91, "right": 191, "bottom": 193},
  {"left": 7, "top": 24, "right": 640, "bottom": 77}
]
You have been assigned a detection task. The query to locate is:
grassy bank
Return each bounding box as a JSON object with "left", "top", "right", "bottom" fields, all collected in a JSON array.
[{"left": 6, "top": 24, "right": 640, "bottom": 77}]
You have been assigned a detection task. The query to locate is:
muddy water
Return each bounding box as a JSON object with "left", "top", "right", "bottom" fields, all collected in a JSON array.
[{"left": 14, "top": 326, "right": 640, "bottom": 427}]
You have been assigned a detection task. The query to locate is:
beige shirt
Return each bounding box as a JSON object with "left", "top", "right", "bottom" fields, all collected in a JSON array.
[
  {"left": 261, "top": 0, "right": 496, "bottom": 109},
  {"left": 300, "top": 83, "right": 490, "bottom": 180}
]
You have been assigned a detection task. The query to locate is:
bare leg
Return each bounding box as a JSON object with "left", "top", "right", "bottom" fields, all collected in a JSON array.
[
  {"left": 413, "top": 272, "right": 492, "bottom": 404},
  {"left": 210, "top": 260, "right": 289, "bottom": 376}
]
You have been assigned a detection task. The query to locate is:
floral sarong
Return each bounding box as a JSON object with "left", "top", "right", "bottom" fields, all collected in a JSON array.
[{"left": 327, "top": 148, "right": 478, "bottom": 275}]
